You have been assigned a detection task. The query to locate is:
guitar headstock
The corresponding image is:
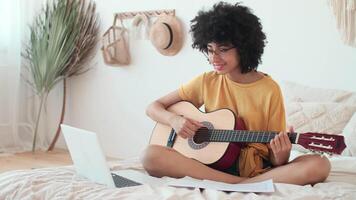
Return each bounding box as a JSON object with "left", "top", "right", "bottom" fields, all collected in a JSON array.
[{"left": 296, "top": 132, "right": 346, "bottom": 155}]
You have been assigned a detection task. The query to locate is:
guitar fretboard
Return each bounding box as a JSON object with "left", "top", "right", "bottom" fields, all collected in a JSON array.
[{"left": 203, "top": 129, "right": 298, "bottom": 144}]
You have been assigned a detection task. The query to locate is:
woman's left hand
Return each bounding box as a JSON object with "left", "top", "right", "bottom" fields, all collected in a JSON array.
[{"left": 269, "top": 126, "right": 294, "bottom": 166}]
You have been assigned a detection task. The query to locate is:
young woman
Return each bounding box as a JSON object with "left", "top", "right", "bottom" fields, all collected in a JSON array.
[{"left": 142, "top": 2, "right": 330, "bottom": 185}]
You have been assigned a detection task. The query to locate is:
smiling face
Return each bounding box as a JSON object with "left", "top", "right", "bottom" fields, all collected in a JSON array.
[{"left": 206, "top": 42, "right": 241, "bottom": 75}]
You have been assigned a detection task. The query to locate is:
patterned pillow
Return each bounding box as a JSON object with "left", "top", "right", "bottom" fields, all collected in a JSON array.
[
  {"left": 342, "top": 114, "right": 356, "bottom": 156},
  {"left": 285, "top": 102, "right": 356, "bottom": 135},
  {"left": 281, "top": 81, "right": 355, "bottom": 104}
]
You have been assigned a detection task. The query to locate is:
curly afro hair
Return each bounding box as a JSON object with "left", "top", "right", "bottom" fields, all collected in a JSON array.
[{"left": 190, "top": 2, "right": 266, "bottom": 73}]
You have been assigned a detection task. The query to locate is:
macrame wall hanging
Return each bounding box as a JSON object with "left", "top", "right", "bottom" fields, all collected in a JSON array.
[{"left": 329, "top": 0, "right": 356, "bottom": 47}]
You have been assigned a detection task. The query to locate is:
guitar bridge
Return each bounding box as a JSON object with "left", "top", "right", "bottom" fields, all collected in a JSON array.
[{"left": 167, "top": 129, "right": 177, "bottom": 148}]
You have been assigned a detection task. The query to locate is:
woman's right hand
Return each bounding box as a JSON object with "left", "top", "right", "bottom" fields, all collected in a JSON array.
[{"left": 169, "top": 115, "right": 203, "bottom": 139}]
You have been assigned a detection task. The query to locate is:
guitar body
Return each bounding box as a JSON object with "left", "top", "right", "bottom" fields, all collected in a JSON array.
[
  {"left": 149, "top": 101, "right": 244, "bottom": 169},
  {"left": 149, "top": 101, "right": 347, "bottom": 170}
]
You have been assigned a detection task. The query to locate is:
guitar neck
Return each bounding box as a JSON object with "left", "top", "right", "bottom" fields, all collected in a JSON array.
[{"left": 206, "top": 129, "right": 298, "bottom": 144}]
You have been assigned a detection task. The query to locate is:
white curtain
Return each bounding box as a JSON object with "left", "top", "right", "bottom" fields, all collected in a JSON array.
[
  {"left": 0, "top": 0, "right": 50, "bottom": 153},
  {"left": 330, "top": 0, "right": 356, "bottom": 47}
]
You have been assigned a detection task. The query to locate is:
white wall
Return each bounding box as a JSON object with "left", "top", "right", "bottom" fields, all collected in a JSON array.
[{"left": 60, "top": 0, "right": 356, "bottom": 158}]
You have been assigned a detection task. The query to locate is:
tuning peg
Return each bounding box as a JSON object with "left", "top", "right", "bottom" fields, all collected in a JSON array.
[
  {"left": 325, "top": 152, "right": 332, "bottom": 157},
  {"left": 317, "top": 151, "right": 330, "bottom": 157},
  {"left": 309, "top": 149, "right": 323, "bottom": 156}
]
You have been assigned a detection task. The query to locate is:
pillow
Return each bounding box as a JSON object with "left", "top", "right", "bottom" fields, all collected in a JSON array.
[
  {"left": 280, "top": 81, "right": 355, "bottom": 103},
  {"left": 285, "top": 102, "right": 356, "bottom": 135},
  {"left": 342, "top": 113, "right": 356, "bottom": 156}
]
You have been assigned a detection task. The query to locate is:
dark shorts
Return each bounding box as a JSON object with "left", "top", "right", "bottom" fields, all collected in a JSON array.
[{"left": 216, "top": 158, "right": 272, "bottom": 176}]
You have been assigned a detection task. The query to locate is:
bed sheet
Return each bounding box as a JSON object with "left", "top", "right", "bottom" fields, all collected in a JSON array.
[{"left": 0, "top": 153, "right": 356, "bottom": 200}]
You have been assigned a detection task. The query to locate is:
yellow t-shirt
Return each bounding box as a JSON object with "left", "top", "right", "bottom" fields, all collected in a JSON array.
[{"left": 178, "top": 71, "right": 286, "bottom": 177}]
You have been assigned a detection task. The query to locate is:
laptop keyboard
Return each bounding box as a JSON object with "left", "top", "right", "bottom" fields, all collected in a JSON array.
[{"left": 111, "top": 173, "right": 142, "bottom": 188}]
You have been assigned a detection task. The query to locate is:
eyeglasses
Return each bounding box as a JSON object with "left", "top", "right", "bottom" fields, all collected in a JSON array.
[{"left": 203, "top": 46, "right": 236, "bottom": 59}]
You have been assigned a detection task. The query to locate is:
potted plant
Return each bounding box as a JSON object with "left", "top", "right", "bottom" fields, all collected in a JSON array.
[{"left": 22, "top": 0, "right": 100, "bottom": 152}]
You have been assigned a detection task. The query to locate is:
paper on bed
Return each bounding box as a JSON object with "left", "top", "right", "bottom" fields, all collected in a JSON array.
[
  {"left": 114, "top": 169, "right": 274, "bottom": 192},
  {"left": 167, "top": 176, "right": 274, "bottom": 193}
]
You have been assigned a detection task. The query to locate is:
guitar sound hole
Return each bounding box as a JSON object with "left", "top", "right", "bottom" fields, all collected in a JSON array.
[
  {"left": 193, "top": 127, "right": 209, "bottom": 144},
  {"left": 188, "top": 121, "right": 212, "bottom": 150}
]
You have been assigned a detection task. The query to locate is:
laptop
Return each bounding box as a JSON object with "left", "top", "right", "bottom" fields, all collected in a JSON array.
[{"left": 61, "top": 124, "right": 142, "bottom": 188}]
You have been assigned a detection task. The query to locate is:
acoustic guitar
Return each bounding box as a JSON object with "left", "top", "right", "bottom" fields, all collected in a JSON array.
[{"left": 149, "top": 101, "right": 346, "bottom": 169}]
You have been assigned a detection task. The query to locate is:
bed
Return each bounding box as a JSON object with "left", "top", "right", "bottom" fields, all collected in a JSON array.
[
  {"left": 1, "top": 81, "right": 356, "bottom": 199},
  {"left": 0, "top": 152, "right": 356, "bottom": 199}
]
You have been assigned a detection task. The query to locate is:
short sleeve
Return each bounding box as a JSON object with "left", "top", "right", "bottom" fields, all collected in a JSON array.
[
  {"left": 267, "top": 86, "right": 287, "bottom": 132},
  {"left": 178, "top": 73, "right": 205, "bottom": 108}
]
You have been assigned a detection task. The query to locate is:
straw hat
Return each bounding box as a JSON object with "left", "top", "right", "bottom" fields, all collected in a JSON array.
[{"left": 149, "top": 15, "right": 183, "bottom": 56}]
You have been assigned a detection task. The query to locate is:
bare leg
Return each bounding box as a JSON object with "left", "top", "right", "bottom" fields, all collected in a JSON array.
[
  {"left": 141, "top": 145, "right": 245, "bottom": 184},
  {"left": 241, "top": 154, "right": 331, "bottom": 185}
]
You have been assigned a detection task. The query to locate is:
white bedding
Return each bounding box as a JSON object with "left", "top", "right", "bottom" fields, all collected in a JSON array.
[{"left": 1, "top": 151, "right": 356, "bottom": 200}]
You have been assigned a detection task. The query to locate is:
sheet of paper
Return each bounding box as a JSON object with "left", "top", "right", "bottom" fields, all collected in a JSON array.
[
  {"left": 114, "top": 170, "right": 274, "bottom": 193},
  {"left": 166, "top": 176, "right": 274, "bottom": 193},
  {"left": 203, "top": 179, "right": 274, "bottom": 192}
]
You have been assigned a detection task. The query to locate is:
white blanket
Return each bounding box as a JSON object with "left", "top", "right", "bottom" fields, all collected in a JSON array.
[{"left": 1, "top": 153, "right": 356, "bottom": 200}]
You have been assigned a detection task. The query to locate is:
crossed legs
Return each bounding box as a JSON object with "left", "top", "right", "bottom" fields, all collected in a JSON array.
[{"left": 141, "top": 145, "right": 331, "bottom": 185}]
